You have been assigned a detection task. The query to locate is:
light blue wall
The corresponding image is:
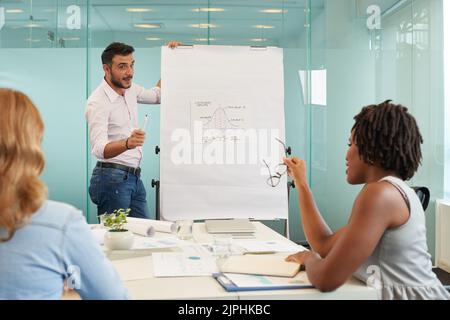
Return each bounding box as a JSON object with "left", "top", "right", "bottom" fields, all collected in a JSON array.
[
  {"left": 307, "top": 0, "right": 444, "bottom": 258},
  {"left": 0, "top": 49, "right": 88, "bottom": 214}
]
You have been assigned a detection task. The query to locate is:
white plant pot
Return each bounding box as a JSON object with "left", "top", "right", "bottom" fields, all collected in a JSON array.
[{"left": 104, "top": 230, "right": 134, "bottom": 250}]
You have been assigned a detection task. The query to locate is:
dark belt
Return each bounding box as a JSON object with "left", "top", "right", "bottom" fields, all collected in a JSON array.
[{"left": 96, "top": 162, "right": 141, "bottom": 177}]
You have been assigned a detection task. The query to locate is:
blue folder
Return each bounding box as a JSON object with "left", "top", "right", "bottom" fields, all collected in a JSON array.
[{"left": 213, "top": 273, "right": 314, "bottom": 292}]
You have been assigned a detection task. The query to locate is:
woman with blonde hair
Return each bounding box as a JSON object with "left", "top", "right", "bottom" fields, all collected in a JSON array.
[{"left": 0, "top": 88, "right": 128, "bottom": 299}]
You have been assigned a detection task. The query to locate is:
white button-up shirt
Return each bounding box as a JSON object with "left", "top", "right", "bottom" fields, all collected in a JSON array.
[{"left": 85, "top": 79, "right": 160, "bottom": 168}]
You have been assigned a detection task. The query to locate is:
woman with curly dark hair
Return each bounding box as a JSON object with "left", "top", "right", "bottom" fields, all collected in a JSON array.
[{"left": 284, "top": 100, "right": 449, "bottom": 300}]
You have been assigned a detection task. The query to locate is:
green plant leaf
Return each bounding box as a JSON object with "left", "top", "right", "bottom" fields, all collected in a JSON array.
[{"left": 102, "top": 208, "right": 131, "bottom": 231}]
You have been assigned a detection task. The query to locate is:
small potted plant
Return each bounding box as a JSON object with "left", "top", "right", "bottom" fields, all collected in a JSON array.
[{"left": 101, "top": 208, "right": 134, "bottom": 250}]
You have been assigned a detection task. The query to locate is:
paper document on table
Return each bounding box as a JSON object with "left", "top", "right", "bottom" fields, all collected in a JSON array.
[
  {"left": 112, "top": 256, "right": 153, "bottom": 281},
  {"left": 132, "top": 236, "right": 189, "bottom": 250},
  {"left": 235, "top": 240, "right": 305, "bottom": 254},
  {"left": 152, "top": 252, "right": 219, "bottom": 277},
  {"left": 180, "top": 244, "right": 213, "bottom": 256}
]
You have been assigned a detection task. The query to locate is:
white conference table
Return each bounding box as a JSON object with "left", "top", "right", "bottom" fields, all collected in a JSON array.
[{"left": 98, "top": 222, "right": 378, "bottom": 300}]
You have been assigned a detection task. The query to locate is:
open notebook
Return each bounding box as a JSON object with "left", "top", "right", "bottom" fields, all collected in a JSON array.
[{"left": 219, "top": 254, "right": 301, "bottom": 277}]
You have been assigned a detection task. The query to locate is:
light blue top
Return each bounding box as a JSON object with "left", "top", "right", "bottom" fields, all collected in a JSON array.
[
  {"left": 0, "top": 200, "right": 129, "bottom": 300},
  {"left": 354, "top": 176, "right": 450, "bottom": 300}
]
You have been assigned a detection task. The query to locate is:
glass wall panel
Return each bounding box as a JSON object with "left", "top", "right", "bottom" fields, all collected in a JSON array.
[
  {"left": 0, "top": 0, "right": 88, "bottom": 217},
  {"left": 309, "top": 0, "right": 444, "bottom": 258},
  {"left": 445, "top": 0, "right": 450, "bottom": 200}
]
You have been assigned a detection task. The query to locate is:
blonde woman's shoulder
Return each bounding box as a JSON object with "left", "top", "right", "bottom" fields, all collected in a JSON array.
[{"left": 31, "top": 200, "right": 85, "bottom": 230}]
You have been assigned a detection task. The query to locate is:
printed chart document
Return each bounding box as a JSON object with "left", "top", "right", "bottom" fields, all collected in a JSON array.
[
  {"left": 152, "top": 252, "right": 219, "bottom": 277},
  {"left": 132, "top": 236, "right": 190, "bottom": 250},
  {"left": 180, "top": 244, "right": 213, "bottom": 256}
]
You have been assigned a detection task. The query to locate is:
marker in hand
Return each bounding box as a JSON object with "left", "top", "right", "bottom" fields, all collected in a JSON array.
[{"left": 141, "top": 114, "right": 149, "bottom": 131}]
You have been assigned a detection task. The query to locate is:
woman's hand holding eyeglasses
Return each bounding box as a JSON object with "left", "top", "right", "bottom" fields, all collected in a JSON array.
[{"left": 283, "top": 157, "right": 308, "bottom": 187}]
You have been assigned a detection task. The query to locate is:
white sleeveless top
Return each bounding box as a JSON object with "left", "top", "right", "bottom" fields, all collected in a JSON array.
[{"left": 353, "top": 176, "right": 450, "bottom": 300}]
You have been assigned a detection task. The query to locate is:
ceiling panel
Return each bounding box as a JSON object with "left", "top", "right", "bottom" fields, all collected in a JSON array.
[{"left": 0, "top": 0, "right": 328, "bottom": 48}]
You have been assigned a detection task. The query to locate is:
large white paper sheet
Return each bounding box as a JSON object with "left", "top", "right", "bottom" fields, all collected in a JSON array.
[
  {"left": 111, "top": 256, "right": 153, "bottom": 281},
  {"left": 160, "top": 45, "right": 288, "bottom": 221},
  {"left": 235, "top": 240, "right": 305, "bottom": 254},
  {"left": 152, "top": 252, "right": 219, "bottom": 277},
  {"left": 131, "top": 236, "right": 189, "bottom": 250}
]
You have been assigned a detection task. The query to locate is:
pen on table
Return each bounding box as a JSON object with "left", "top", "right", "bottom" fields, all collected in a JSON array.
[
  {"left": 141, "top": 114, "right": 149, "bottom": 131},
  {"left": 243, "top": 251, "right": 276, "bottom": 255}
]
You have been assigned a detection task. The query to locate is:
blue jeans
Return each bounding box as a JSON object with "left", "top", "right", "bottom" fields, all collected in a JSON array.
[{"left": 89, "top": 166, "right": 150, "bottom": 219}]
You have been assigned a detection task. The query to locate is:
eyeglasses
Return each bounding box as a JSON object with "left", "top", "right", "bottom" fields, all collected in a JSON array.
[{"left": 263, "top": 138, "right": 289, "bottom": 188}]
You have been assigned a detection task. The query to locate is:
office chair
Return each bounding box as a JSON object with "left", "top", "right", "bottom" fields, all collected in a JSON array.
[
  {"left": 411, "top": 186, "right": 430, "bottom": 211},
  {"left": 432, "top": 268, "right": 450, "bottom": 293},
  {"left": 410, "top": 186, "right": 450, "bottom": 293}
]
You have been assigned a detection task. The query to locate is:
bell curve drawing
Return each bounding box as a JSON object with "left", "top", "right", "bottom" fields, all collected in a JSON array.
[{"left": 190, "top": 99, "right": 249, "bottom": 144}]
